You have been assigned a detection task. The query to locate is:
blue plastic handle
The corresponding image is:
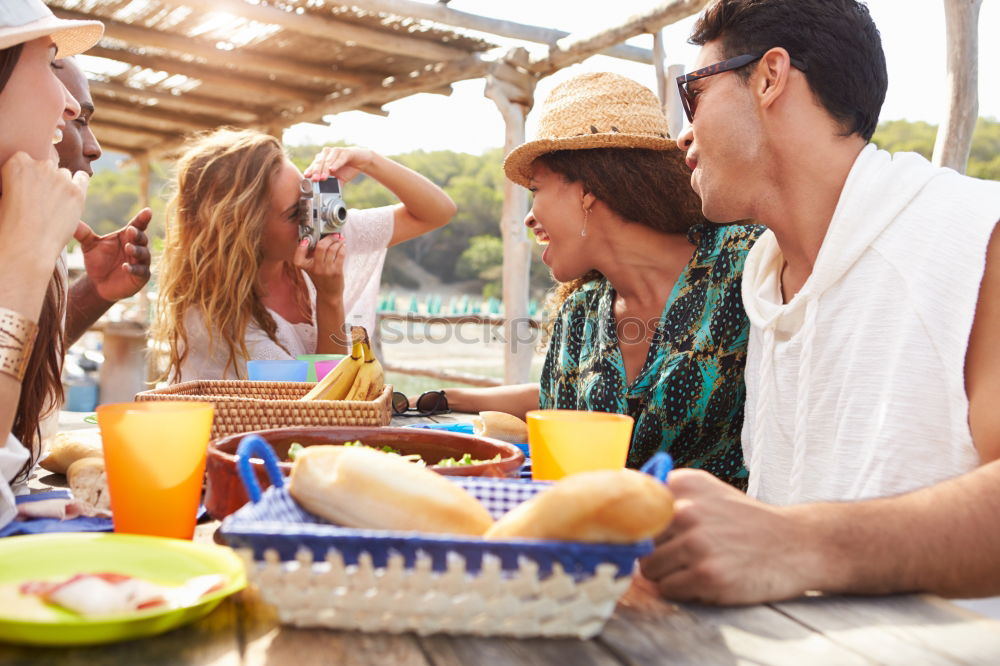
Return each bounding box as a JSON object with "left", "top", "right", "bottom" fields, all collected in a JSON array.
[
  {"left": 236, "top": 434, "right": 285, "bottom": 503},
  {"left": 640, "top": 452, "right": 673, "bottom": 483}
]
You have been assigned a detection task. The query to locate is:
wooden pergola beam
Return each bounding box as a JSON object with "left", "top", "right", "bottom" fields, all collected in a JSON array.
[
  {"left": 347, "top": 0, "right": 656, "bottom": 65},
  {"left": 88, "top": 46, "right": 324, "bottom": 102},
  {"left": 159, "top": 0, "right": 473, "bottom": 64},
  {"left": 54, "top": 8, "right": 372, "bottom": 87},
  {"left": 99, "top": 140, "right": 143, "bottom": 156},
  {"left": 358, "top": 104, "right": 389, "bottom": 117},
  {"left": 96, "top": 125, "right": 176, "bottom": 148},
  {"left": 91, "top": 118, "right": 181, "bottom": 140},
  {"left": 530, "top": 0, "right": 712, "bottom": 75},
  {"left": 267, "top": 55, "right": 491, "bottom": 129},
  {"left": 89, "top": 80, "right": 262, "bottom": 123},
  {"left": 96, "top": 99, "right": 222, "bottom": 132}
]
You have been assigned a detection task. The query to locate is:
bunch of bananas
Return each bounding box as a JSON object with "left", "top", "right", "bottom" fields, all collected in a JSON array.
[{"left": 300, "top": 326, "right": 385, "bottom": 401}]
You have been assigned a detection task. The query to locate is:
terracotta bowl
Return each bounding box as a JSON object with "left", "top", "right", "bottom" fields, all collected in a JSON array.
[{"left": 204, "top": 426, "right": 526, "bottom": 519}]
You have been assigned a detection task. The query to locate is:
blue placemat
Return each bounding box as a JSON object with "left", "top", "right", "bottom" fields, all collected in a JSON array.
[
  {"left": 1, "top": 491, "right": 113, "bottom": 538},
  {"left": 2, "top": 492, "right": 210, "bottom": 538}
]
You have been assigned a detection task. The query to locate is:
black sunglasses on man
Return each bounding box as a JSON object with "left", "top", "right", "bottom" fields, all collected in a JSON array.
[{"left": 676, "top": 51, "right": 807, "bottom": 122}]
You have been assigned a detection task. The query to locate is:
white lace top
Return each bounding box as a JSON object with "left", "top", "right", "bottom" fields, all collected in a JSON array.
[{"left": 176, "top": 206, "right": 394, "bottom": 381}]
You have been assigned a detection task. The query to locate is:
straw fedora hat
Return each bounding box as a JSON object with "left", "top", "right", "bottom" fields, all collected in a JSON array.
[
  {"left": 503, "top": 72, "right": 677, "bottom": 188},
  {"left": 0, "top": 0, "right": 103, "bottom": 58}
]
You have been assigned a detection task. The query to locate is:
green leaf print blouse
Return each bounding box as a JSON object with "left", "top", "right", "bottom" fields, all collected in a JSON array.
[{"left": 539, "top": 223, "right": 765, "bottom": 490}]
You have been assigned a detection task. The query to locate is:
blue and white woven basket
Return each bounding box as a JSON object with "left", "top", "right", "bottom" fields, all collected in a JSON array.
[{"left": 220, "top": 436, "right": 671, "bottom": 638}]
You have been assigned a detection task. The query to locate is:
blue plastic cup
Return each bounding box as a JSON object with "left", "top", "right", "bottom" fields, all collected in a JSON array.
[{"left": 246, "top": 360, "right": 309, "bottom": 382}]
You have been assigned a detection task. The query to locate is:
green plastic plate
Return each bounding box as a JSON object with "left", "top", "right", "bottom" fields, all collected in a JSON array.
[{"left": 0, "top": 532, "right": 246, "bottom": 646}]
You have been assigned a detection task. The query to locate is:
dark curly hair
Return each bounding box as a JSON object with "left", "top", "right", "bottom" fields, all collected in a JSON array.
[
  {"left": 690, "top": 0, "right": 887, "bottom": 141},
  {"left": 536, "top": 146, "right": 706, "bottom": 324}
]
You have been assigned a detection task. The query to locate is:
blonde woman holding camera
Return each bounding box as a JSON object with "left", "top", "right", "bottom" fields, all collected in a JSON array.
[
  {"left": 153, "top": 129, "right": 455, "bottom": 383},
  {"left": 0, "top": 0, "right": 103, "bottom": 528}
]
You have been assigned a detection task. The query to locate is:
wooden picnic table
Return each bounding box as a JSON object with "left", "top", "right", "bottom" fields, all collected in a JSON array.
[{"left": 6, "top": 411, "right": 1000, "bottom": 664}]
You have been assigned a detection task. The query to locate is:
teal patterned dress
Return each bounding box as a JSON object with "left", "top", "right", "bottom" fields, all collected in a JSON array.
[{"left": 539, "top": 223, "right": 765, "bottom": 489}]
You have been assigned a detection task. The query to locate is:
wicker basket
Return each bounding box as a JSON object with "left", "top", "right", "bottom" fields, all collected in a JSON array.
[
  {"left": 220, "top": 436, "right": 652, "bottom": 639},
  {"left": 134, "top": 380, "right": 392, "bottom": 438}
]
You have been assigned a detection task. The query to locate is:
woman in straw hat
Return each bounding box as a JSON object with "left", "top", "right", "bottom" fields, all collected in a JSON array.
[
  {"left": 440, "top": 72, "right": 764, "bottom": 488},
  {"left": 0, "top": 0, "right": 104, "bottom": 528}
]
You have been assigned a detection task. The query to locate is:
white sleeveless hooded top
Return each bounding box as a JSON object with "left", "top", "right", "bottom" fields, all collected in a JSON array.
[{"left": 741, "top": 144, "right": 1000, "bottom": 505}]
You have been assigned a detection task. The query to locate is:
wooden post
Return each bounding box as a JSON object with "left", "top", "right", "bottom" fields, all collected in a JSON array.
[
  {"left": 653, "top": 31, "right": 668, "bottom": 107},
  {"left": 135, "top": 152, "right": 154, "bottom": 387},
  {"left": 100, "top": 321, "right": 149, "bottom": 403},
  {"left": 136, "top": 153, "right": 152, "bottom": 326},
  {"left": 485, "top": 51, "right": 537, "bottom": 384},
  {"left": 932, "top": 0, "right": 982, "bottom": 173},
  {"left": 665, "top": 64, "right": 685, "bottom": 140},
  {"left": 652, "top": 32, "right": 686, "bottom": 140},
  {"left": 138, "top": 152, "right": 150, "bottom": 209}
]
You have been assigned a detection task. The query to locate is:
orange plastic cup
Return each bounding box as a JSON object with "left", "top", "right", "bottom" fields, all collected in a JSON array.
[
  {"left": 526, "top": 409, "right": 634, "bottom": 481},
  {"left": 96, "top": 401, "right": 214, "bottom": 540}
]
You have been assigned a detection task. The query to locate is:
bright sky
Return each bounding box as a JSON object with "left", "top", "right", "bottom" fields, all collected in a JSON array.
[{"left": 283, "top": 0, "right": 1000, "bottom": 155}]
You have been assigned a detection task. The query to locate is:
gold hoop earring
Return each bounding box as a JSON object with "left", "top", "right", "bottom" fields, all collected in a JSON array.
[{"left": 581, "top": 207, "right": 590, "bottom": 238}]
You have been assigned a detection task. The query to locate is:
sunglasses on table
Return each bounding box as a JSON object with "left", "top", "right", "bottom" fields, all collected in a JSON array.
[
  {"left": 391, "top": 390, "right": 450, "bottom": 417},
  {"left": 676, "top": 51, "right": 807, "bottom": 122}
]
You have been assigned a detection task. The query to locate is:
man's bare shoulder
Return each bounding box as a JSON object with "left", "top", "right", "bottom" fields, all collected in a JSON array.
[{"left": 966, "top": 220, "right": 1000, "bottom": 462}]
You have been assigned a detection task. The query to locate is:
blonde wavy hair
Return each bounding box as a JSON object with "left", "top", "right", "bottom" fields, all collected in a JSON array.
[{"left": 152, "top": 128, "right": 309, "bottom": 381}]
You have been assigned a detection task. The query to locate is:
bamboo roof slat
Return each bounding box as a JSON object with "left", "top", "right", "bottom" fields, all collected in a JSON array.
[{"left": 46, "top": 0, "right": 705, "bottom": 157}]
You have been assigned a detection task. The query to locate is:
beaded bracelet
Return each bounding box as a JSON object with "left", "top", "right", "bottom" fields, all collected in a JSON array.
[{"left": 0, "top": 306, "right": 39, "bottom": 383}]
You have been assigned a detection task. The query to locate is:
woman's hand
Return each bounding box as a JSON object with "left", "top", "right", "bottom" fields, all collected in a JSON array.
[
  {"left": 293, "top": 232, "right": 345, "bottom": 299},
  {"left": 0, "top": 152, "right": 89, "bottom": 272},
  {"left": 303, "top": 146, "right": 375, "bottom": 183}
]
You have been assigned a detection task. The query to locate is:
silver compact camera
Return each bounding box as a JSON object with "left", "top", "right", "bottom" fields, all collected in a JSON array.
[{"left": 298, "top": 177, "right": 347, "bottom": 250}]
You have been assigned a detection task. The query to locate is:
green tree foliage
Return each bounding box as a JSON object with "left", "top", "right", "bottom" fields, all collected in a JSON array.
[
  {"left": 82, "top": 159, "right": 171, "bottom": 243},
  {"left": 872, "top": 117, "right": 1000, "bottom": 181},
  {"left": 457, "top": 234, "right": 504, "bottom": 281}
]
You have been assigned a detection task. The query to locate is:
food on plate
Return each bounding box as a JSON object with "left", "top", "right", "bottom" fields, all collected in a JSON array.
[
  {"left": 285, "top": 440, "right": 501, "bottom": 467},
  {"left": 288, "top": 445, "right": 494, "bottom": 535},
  {"left": 436, "top": 453, "right": 502, "bottom": 467},
  {"left": 39, "top": 431, "right": 103, "bottom": 475},
  {"left": 300, "top": 326, "right": 384, "bottom": 401},
  {"left": 472, "top": 411, "right": 528, "bottom": 444},
  {"left": 19, "top": 572, "right": 226, "bottom": 616},
  {"left": 485, "top": 468, "right": 674, "bottom": 543},
  {"left": 66, "top": 457, "right": 111, "bottom": 512}
]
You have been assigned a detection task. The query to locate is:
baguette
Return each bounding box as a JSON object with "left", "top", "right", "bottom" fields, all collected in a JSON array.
[
  {"left": 472, "top": 411, "right": 528, "bottom": 444},
  {"left": 67, "top": 457, "right": 111, "bottom": 512},
  {"left": 39, "top": 432, "right": 103, "bottom": 475},
  {"left": 485, "top": 468, "right": 674, "bottom": 543},
  {"left": 288, "top": 445, "right": 494, "bottom": 536}
]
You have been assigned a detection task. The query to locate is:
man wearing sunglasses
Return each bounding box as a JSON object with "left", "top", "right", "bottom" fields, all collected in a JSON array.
[{"left": 640, "top": 0, "right": 1000, "bottom": 604}]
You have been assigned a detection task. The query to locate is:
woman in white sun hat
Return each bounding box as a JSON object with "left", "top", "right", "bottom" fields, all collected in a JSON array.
[{"left": 0, "top": 0, "right": 103, "bottom": 529}]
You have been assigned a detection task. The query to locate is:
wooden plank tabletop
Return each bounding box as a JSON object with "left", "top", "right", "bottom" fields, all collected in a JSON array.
[{"left": 4, "top": 412, "right": 1000, "bottom": 664}]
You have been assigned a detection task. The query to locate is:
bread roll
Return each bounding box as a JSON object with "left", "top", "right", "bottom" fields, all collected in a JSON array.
[
  {"left": 472, "top": 411, "right": 528, "bottom": 444},
  {"left": 67, "top": 457, "right": 111, "bottom": 512},
  {"left": 39, "top": 432, "right": 103, "bottom": 474},
  {"left": 288, "top": 445, "right": 494, "bottom": 536},
  {"left": 485, "top": 469, "right": 674, "bottom": 543}
]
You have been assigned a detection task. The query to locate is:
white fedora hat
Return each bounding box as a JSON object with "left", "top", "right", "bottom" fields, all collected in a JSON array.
[{"left": 0, "top": 0, "right": 103, "bottom": 57}]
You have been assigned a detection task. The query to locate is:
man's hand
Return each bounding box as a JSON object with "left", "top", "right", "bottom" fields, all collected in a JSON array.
[
  {"left": 638, "top": 469, "right": 820, "bottom": 605},
  {"left": 74, "top": 208, "right": 152, "bottom": 303}
]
